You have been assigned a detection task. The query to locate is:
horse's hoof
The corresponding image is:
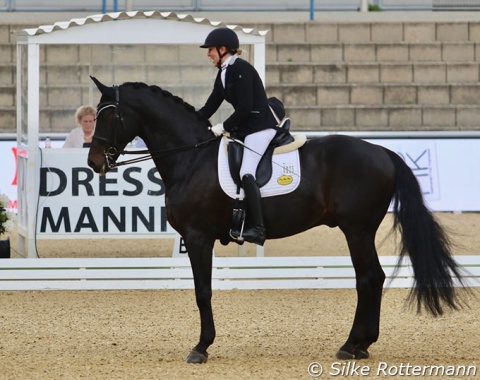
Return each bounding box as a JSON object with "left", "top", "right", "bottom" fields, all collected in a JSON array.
[
  {"left": 336, "top": 348, "right": 369, "bottom": 360},
  {"left": 186, "top": 349, "right": 208, "bottom": 364},
  {"left": 336, "top": 350, "right": 354, "bottom": 360},
  {"left": 353, "top": 349, "right": 369, "bottom": 359}
]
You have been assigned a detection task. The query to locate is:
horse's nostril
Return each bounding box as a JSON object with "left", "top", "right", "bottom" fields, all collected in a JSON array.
[{"left": 87, "top": 159, "right": 96, "bottom": 170}]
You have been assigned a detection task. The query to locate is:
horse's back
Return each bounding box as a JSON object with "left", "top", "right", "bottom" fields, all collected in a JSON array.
[
  {"left": 299, "top": 134, "right": 396, "bottom": 225},
  {"left": 304, "top": 133, "right": 388, "bottom": 159},
  {"left": 301, "top": 134, "right": 394, "bottom": 176}
]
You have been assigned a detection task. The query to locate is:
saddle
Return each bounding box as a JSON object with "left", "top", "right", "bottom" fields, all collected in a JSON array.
[
  {"left": 227, "top": 118, "right": 295, "bottom": 188},
  {"left": 227, "top": 97, "right": 302, "bottom": 188}
]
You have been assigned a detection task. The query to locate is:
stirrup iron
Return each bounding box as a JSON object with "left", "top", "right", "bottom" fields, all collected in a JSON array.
[{"left": 229, "top": 207, "right": 246, "bottom": 244}]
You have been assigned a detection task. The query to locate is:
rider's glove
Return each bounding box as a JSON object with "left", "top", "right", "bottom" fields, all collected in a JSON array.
[{"left": 209, "top": 123, "right": 225, "bottom": 137}]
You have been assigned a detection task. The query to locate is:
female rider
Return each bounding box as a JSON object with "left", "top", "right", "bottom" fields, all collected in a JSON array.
[{"left": 198, "top": 27, "right": 277, "bottom": 246}]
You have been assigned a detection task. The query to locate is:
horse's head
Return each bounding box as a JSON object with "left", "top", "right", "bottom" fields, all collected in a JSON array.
[{"left": 88, "top": 77, "right": 138, "bottom": 175}]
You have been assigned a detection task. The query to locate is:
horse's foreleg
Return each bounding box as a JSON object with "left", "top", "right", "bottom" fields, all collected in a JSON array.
[
  {"left": 337, "top": 232, "right": 385, "bottom": 360},
  {"left": 185, "top": 238, "right": 216, "bottom": 364}
]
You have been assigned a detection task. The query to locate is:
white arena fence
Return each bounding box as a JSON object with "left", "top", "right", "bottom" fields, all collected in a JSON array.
[{"left": 0, "top": 255, "right": 478, "bottom": 291}]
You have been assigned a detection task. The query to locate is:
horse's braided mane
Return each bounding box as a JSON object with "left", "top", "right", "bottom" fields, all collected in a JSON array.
[{"left": 122, "top": 82, "right": 208, "bottom": 124}]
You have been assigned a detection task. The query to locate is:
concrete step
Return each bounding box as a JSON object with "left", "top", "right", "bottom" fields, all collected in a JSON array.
[
  {"left": 258, "top": 20, "right": 480, "bottom": 44},
  {"left": 33, "top": 83, "right": 214, "bottom": 110},
  {"left": 267, "top": 41, "right": 480, "bottom": 63},
  {"left": 1, "top": 103, "right": 472, "bottom": 133},
  {"left": 6, "top": 39, "right": 480, "bottom": 67},
  {"left": 1, "top": 59, "right": 477, "bottom": 88},
  {"left": 2, "top": 101, "right": 476, "bottom": 133},
  {"left": 285, "top": 104, "right": 480, "bottom": 130},
  {"left": 12, "top": 43, "right": 210, "bottom": 65},
  {"left": 266, "top": 83, "right": 480, "bottom": 106},
  {"left": 0, "top": 86, "right": 15, "bottom": 108},
  {"left": 24, "top": 82, "right": 480, "bottom": 111},
  {"left": 0, "top": 106, "right": 15, "bottom": 133},
  {"left": 0, "top": 105, "right": 83, "bottom": 134},
  {"left": 0, "top": 44, "right": 14, "bottom": 63},
  {"left": 267, "top": 62, "right": 480, "bottom": 85},
  {"left": 0, "top": 64, "right": 14, "bottom": 85},
  {"left": 35, "top": 63, "right": 215, "bottom": 87}
]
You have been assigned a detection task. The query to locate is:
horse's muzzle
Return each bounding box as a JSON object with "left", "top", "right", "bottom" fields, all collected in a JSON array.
[{"left": 87, "top": 157, "right": 108, "bottom": 176}]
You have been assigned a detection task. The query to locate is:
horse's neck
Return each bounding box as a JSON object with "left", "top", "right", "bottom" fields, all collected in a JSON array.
[
  {"left": 150, "top": 110, "right": 207, "bottom": 147},
  {"left": 151, "top": 143, "right": 212, "bottom": 193},
  {"left": 144, "top": 117, "right": 212, "bottom": 185},
  {"left": 131, "top": 91, "right": 213, "bottom": 183}
]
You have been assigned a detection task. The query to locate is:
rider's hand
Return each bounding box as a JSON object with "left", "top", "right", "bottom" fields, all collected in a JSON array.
[{"left": 209, "top": 123, "right": 225, "bottom": 137}]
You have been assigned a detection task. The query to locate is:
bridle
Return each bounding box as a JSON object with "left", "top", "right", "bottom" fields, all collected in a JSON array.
[
  {"left": 92, "top": 85, "right": 217, "bottom": 169},
  {"left": 92, "top": 85, "right": 129, "bottom": 169}
]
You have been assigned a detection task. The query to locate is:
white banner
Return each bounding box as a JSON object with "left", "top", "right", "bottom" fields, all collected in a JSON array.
[
  {"left": 0, "top": 141, "right": 17, "bottom": 211},
  {"left": 37, "top": 149, "right": 175, "bottom": 236},
  {"left": 0, "top": 139, "right": 63, "bottom": 213},
  {"left": 369, "top": 139, "right": 480, "bottom": 212}
]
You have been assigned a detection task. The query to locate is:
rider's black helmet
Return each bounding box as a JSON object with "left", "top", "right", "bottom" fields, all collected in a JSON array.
[{"left": 200, "top": 27, "right": 240, "bottom": 50}]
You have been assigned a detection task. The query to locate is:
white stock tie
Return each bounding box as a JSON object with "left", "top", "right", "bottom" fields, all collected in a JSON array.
[{"left": 221, "top": 63, "right": 227, "bottom": 88}]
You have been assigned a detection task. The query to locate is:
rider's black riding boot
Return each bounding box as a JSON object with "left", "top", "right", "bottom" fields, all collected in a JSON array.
[{"left": 237, "top": 174, "right": 266, "bottom": 246}]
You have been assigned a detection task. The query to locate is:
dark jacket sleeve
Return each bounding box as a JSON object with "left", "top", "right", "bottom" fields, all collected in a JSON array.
[{"left": 198, "top": 71, "right": 224, "bottom": 121}]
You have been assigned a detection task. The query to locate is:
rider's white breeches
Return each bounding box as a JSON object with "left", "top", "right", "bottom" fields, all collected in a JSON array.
[{"left": 240, "top": 128, "right": 277, "bottom": 179}]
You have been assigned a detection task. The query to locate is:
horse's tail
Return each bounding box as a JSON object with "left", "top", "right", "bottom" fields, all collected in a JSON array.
[{"left": 384, "top": 148, "right": 465, "bottom": 316}]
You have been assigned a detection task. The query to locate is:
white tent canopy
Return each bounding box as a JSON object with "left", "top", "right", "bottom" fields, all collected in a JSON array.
[
  {"left": 17, "top": 10, "right": 268, "bottom": 45},
  {"left": 16, "top": 11, "right": 268, "bottom": 258}
]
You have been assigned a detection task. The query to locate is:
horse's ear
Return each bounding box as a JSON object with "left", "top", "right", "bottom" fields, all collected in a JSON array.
[{"left": 90, "top": 76, "right": 115, "bottom": 99}]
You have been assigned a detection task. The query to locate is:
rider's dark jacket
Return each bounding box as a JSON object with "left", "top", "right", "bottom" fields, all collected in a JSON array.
[{"left": 198, "top": 55, "right": 277, "bottom": 139}]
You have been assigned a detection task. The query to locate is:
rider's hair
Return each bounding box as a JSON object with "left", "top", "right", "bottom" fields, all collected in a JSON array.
[{"left": 231, "top": 48, "right": 243, "bottom": 55}]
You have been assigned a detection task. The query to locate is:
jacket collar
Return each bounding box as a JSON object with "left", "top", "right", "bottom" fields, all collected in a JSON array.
[{"left": 220, "top": 54, "right": 238, "bottom": 70}]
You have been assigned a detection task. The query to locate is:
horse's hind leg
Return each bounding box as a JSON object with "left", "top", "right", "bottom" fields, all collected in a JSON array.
[{"left": 337, "top": 229, "right": 386, "bottom": 359}]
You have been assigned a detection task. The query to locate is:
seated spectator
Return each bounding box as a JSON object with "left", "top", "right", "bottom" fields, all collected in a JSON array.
[{"left": 63, "top": 105, "right": 96, "bottom": 148}]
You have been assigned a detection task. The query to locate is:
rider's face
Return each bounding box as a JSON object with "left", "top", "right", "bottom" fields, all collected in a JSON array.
[{"left": 207, "top": 46, "right": 227, "bottom": 67}]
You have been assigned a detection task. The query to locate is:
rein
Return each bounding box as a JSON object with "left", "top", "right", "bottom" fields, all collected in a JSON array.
[
  {"left": 111, "top": 138, "right": 218, "bottom": 167},
  {"left": 93, "top": 88, "right": 218, "bottom": 169}
]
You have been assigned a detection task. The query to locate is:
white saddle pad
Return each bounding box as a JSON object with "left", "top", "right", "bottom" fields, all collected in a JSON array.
[{"left": 217, "top": 137, "right": 301, "bottom": 200}]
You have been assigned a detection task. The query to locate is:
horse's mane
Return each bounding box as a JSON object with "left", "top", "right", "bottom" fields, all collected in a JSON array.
[{"left": 121, "top": 82, "right": 208, "bottom": 124}]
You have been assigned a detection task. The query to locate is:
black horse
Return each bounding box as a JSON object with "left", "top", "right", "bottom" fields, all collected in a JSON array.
[{"left": 87, "top": 77, "right": 465, "bottom": 364}]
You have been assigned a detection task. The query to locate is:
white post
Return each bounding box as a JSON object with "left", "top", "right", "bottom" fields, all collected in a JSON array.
[
  {"left": 360, "top": 0, "right": 369, "bottom": 12},
  {"left": 26, "top": 43, "right": 40, "bottom": 258},
  {"left": 253, "top": 42, "right": 266, "bottom": 86},
  {"left": 125, "top": 0, "right": 133, "bottom": 11}
]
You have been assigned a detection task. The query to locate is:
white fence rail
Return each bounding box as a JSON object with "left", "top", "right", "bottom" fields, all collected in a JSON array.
[{"left": 0, "top": 255, "right": 478, "bottom": 291}]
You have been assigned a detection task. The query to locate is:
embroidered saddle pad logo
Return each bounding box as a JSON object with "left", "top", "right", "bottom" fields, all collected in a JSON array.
[{"left": 217, "top": 137, "right": 301, "bottom": 200}]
